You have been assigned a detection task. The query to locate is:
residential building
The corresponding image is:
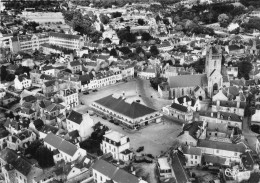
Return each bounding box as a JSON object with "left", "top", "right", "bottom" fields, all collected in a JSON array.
[
  {"left": 14, "top": 74, "right": 32, "bottom": 90},
  {"left": 199, "top": 111, "right": 243, "bottom": 130},
  {"left": 101, "top": 130, "right": 133, "bottom": 161},
  {"left": 181, "top": 145, "right": 202, "bottom": 167},
  {"left": 197, "top": 138, "right": 247, "bottom": 163},
  {"left": 19, "top": 108, "right": 37, "bottom": 120},
  {"left": 91, "top": 94, "right": 162, "bottom": 129},
  {"left": 57, "top": 88, "right": 79, "bottom": 110},
  {"left": 6, "top": 129, "right": 37, "bottom": 151},
  {"left": 0, "top": 125, "right": 9, "bottom": 150},
  {"left": 170, "top": 150, "right": 191, "bottom": 183},
  {"left": 137, "top": 66, "right": 156, "bottom": 79},
  {"left": 157, "top": 157, "right": 172, "bottom": 179},
  {"left": 49, "top": 32, "right": 84, "bottom": 50},
  {"left": 163, "top": 102, "right": 193, "bottom": 121},
  {"left": 66, "top": 110, "right": 94, "bottom": 140},
  {"left": 211, "top": 100, "right": 246, "bottom": 117},
  {"left": 0, "top": 148, "right": 43, "bottom": 183},
  {"left": 43, "top": 133, "right": 87, "bottom": 163},
  {"left": 92, "top": 159, "right": 147, "bottom": 183},
  {"left": 67, "top": 60, "right": 82, "bottom": 74}
]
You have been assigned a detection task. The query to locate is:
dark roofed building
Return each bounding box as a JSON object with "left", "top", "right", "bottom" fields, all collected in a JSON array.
[
  {"left": 92, "top": 159, "right": 146, "bottom": 183},
  {"left": 92, "top": 94, "right": 161, "bottom": 128}
]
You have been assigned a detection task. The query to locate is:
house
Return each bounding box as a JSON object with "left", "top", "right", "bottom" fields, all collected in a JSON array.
[
  {"left": 43, "top": 133, "right": 87, "bottom": 163},
  {"left": 175, "top": 95, "right": 201, "bottom": 112},
  {"left": 92, "top": 159, "right": 147, "bottom": 183},
  {"left": 197, "top": 138, "right": 247, "bottom": 164},
  {"left": 19, "top": 108, "right": 37, "bottom": 120},
  {"left": 67, "top": 60, "right": 82, "bottom": 74},
  {"left": 66, "top": 110, "right": 94, "bottom": 140},
  {"left": 212, "top": 90, "right": 229, "bottom": 101},
  {"left": 157, "top": 157, "right": 172, "bottom": 179},
  {"left": 211, "top": 100, "right": 246, "bottom": 117},
  {"left": 0, "top": 125, "right": 9, "bottom": 150},
  {"left": 6, "top": 129, "right": 37, "bottom": 151},
  {"left": 91, "top": 94, "right": 162, "bottom": 129},
  {"left": 162, "top": 102, "right": 193, "bottom": 122},
  {"left": 0, "top": 148, "right": 43, "bottom": 183},
  {"left": 227, "top": 67, "right": 238, "bottom": 78},
  {"left": 168, "top": 74, "right": 208, "bottom": 99},
  {"left": 199, "top": 111, "right": 243, "bottom": 130},
  {"left": 57, "top": 88, "right": 79, "bottom": 110},
  {"left": 101, "top": 130, "right": 133, "bottom": 162},
  {"left": 181, "top": 145, "right": 202, "bottom": 167},
  {"left": 14, "top": 74, "right": 32, "bottom": 90},
  {"left": 177, "top": 121, "right": 206, "bottom": 146},
  {"left": 170, "top": 150, "right": 191, "bottom": 183},
  {"left": 225, "top": 45, "right": 245, "bottom": 55},
  {"left": 137, "top": 66, "right": 157, "bottom": 79}
]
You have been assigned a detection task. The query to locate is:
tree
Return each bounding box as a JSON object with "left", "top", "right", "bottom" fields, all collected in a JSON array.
[
  {"left": 0, "top": 66, "right": 7, "bottom": 81},
  {"left": 150, "top": 45, "right": 159, "bottom": 56},
  {"left": 117, "top": 29, "right": 136, "bottom": 43},
  {"left": 155, "top": 15, "right": 161, "bottom": 22},
  {"left": 103, "top": 38, "right": 112, "bottom": 44},
  {"left": 138, "top": 18, "right": 145, "bottom": 25},
  {"left": 35, "top": 146, "right": 54, "bottom": 168},
  {"left": 120, "top": 47, "right": 132, "bottom": 55},
  {"left": 110, "top": 48, "right": 118, "bottom": 56},
  {"left": 25, "top": 140, "right": 42, "bottom": 157},
  {"left": 238, "top": 60, "right": 253, "bottom": 80},
  {"left": 218, "top": 13, "right": 229, "bottom": 28},
  {"left": 163, "top": 18, "right": 170, "bottom": 25},
  {"left": 111, "top": 12, "right": 122, "bottom": 18},
  {"left": 99, "top": 14, "right": 109, "bottom": 24},
  {"left": 141, "top": 32, "right": 152, "bottom": 41}
]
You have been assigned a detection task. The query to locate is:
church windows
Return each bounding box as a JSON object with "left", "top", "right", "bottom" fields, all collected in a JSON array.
[{"left": 182, "top": 89, "right": 184, "bottom": 96}]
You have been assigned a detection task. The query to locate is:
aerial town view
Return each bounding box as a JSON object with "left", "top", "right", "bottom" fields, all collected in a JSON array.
[{"left": 2, "top": 0, "right": 260, "bottom": 182}]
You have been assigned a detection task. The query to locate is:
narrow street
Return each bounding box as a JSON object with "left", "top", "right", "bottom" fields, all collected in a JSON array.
[{"left": 242, "top": 116, "right": 258, "bottom": 151}]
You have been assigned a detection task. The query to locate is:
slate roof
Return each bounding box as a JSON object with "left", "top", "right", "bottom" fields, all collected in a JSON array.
[
  {"left": 199, "top": 111, "right": 243, "bottom": 122},
  {"left": 203, "top": 154, "right": 226, "bottom": 165},
  {"left": 0, "top": 148, "right": 33, "bottom": 176},
  {"left": 178, "top": 121, "right": 203, "bottom": 139},
  {"left": 94, "top": 95, "right": 157, "bottom": 119},
  {"left": 49, "top": 32, "right": 81, "bottom": 40},
  {"left": 44, "top": 133, "right": 78, "bottom": 157},
  {"left": 170, "top": 103, "right": 188, "bottom": 112},
  {"left": 44, "top": 80, "right": 56, "bottom": 87},
  {"left": 40, "top": 74, "right": 55, "bottom": 80},
  {"left": 168, "top": 74, "right": 207, "bottom": 88},
  {"left": 18, "top": 74, "right": 30, "bottom": 82},
  {"left": 33, "top": 119, "right": 44, "bottom": 131},
  {"left": 92, "top": 159, "right": 141, "bottom": 183},
  {"left": 70, "top": 61, "right": 81, "bottom": 67},
  {"left": 171, "top": 151, "right": 189, "bottom": 183},
  {"left": 67, "top": 110, "right": 83, "bottom": 124},
  {"left": 182, "top": 146, "right": 202, "bottom": 156},
  {"left": 198, "top": 139, "right": 247, "bottom": 153},
  {"left": 20, "top": 108, "right": 35, "bottom": 115},
  {"left": 79, "top": 74, "right": 93, "bottom": 85}
]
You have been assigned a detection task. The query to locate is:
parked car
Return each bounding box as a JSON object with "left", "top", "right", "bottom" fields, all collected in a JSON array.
[
  {"left": 83, "top": 91, "right": 89, "bottom": 95},
  {"left": 102, "top": 116, "right": 107, "bottom": 120},
  {"left": 93, "top": 89, "right": 98, "bottom": 92},
  {"left": 136, "top": 146, "right": 144, "bottom": 152},
  {"left": 109, "top": 119, "right": 114, "bottom": 123}
]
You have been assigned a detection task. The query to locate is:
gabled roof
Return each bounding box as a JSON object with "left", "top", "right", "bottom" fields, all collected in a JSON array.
[
  {"left": 168, "top": 74, "right": 207, "bottom": 88},
  {"left": 94, "top": 95, "right": 157, "bottom": 119},
  {"left": 18, "top": 74, "right": 30, "bottom": 82},
  {"left": 178, "top": 121, "right": 203, "bottom": 139},
  {"left": 69, "top": 61, "right": 81, "bottom": 67},
  {"left": 170, "top": 103, "right": 188, "bottom": 112},
  {"left": 92, "top": 159, "right": 142, "bottom": 183},
  {"left": 198, "top": 139, "right": 247, "bottom": 153},
  {"left": 20, "top": 108, "right": 35, "bottom": 115},
  {"left": 67, "top": 110, "right": 83, "bottom": 124},
  {"left": 182, "top": 145, "right": 202, "bottom": 156},
  {"left": 44, "top": 133, "right": 78, "bottom": 157},
  {"left": 171, "top": 151, "right": 190, "bottom": 183},
  {"left": 49, "top": 32, "right": 81, "bottom": 40},
  {"left": 44, "top": 80, "right": 56, "bottom": 87}
]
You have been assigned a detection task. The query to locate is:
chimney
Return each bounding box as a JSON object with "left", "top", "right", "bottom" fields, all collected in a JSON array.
[
  {"left": 217, "top": 112, "right": 220, "bottom": 119},
  {"left": 236, "top": 101, "right": 240, "bottom": 108}
]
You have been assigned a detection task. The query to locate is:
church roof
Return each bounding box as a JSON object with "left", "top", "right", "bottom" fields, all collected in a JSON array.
[{"left": 168, "top": 74, "right": 207, "bottom": 88}]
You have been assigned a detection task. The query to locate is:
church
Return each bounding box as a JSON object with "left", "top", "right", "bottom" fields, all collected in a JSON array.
[{"left": 168, "top": 45, "right": 225, "bottom": 99}]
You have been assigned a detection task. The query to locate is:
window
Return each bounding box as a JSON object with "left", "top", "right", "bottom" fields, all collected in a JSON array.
[
  {"left": 195, "top": 156, "right": 197, "bottom": 159},
  {"left": 191, "top": 161, "right": 193, "bottom": 164},
  {"left": 191, "top": 155, "right": 193, "bottom": 159},
  {"left": 216, "top": 150, "right": 219, "bottom": 153},
  {"left": 100, "top": 176, "right": 102, "bottom": 181},
  {"left": 234, "top": 153, "right": 237, "bottom": 156}
]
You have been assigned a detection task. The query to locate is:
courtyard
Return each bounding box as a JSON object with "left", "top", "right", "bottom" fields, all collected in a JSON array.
[{"left": 76, "top": 78, "right": 182, "bottom": 156}]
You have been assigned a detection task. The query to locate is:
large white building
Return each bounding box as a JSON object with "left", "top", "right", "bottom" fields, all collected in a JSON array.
[
  {"left": 101, "top": 130, "right": 133, "bottom": 161},
  {"left": 14, "top": 74, "right": 32, "bottom": 90},
  {"left": 49, "top": 32, "right": 84, "bottom": 50}
]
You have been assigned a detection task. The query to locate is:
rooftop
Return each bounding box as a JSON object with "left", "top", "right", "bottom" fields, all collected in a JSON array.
[
  {"left": 158, "top": 157, "right": 171, "bottom": 170},
  {"left": 168, "top": 74, "right": 207, "bottom": 88},
  {"left": 104, "top": 130, "right": 126, "bottom": 143}
]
